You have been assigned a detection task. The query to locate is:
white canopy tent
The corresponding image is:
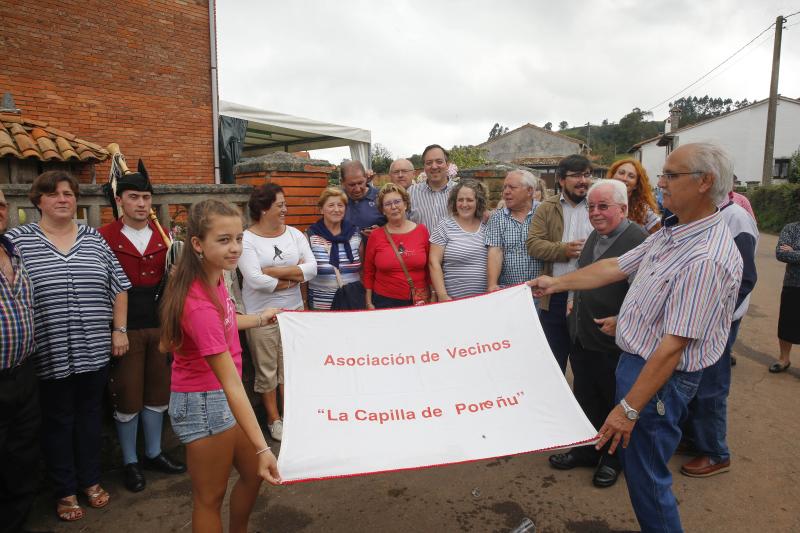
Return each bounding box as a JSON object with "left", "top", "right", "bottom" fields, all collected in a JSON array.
[{"left": 218, "top": 100, "right": 372, "bottom": 168}]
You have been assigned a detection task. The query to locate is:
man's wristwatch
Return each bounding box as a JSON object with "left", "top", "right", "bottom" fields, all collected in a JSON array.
[
  {"left": 620, "top": 398, "right": 639, "bottom": 421},
  {"left": 113, "top": 326, "right": 127, "bottom": 334}
]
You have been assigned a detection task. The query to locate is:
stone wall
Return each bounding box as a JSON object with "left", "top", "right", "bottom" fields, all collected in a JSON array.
[
  {"left": 481, "top": 125, "right": 583, "bottom": 163},
  {"left": 459, "top": 163, "right": 533, "bottom": 208}
]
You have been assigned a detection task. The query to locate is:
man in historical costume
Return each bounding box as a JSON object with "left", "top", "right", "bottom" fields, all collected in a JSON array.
[{"left": 99, "top": 169, "right": 185, "bottom": 493}]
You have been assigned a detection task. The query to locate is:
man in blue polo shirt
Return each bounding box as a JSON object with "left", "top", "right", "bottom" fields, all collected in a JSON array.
[{"left": 341, "top": 160, "right": 385, "bottom": 239}]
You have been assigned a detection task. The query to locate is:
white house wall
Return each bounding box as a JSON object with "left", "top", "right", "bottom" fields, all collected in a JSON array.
[{"left": 637, "top": 99, "right": 800, "bottom": 187}]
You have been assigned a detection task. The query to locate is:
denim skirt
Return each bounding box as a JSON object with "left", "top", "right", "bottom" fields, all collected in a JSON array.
[{"left": 168, "top": 389, "right": 236, "bottom": 444}]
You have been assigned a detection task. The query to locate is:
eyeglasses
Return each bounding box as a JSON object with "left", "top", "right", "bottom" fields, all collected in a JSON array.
[
  {"left": 657, "top": 171, "right": 704, "bottom": 181},
  {"left": 565, "top": 171, "right": 592, "bottom": 179},
  {"left": 588, "top": 202, "right": 621, "bottom": 212},
  {"left": 390, "top": 169, "right": 415, "bottom": 176},
  {"left": 382, "top": 199, "right": 404, "bottom": 208}
]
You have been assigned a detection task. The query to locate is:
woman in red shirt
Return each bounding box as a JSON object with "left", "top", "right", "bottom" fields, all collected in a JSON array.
[{"left": 364, "top": 183, "right": 431, "bottom": 309}]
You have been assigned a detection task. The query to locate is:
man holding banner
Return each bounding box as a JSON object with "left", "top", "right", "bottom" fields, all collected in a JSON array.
[{"left": 530, "top": 143, "right": 742, "bottom": 533}]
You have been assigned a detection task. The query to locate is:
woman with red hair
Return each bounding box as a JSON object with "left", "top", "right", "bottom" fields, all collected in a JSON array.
[{"left": 607, "top": 159, "right": 661, "bottom": 234}]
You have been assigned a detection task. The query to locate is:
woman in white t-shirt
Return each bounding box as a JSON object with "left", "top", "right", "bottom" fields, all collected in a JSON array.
[{"left": 238, "top": 183, "right": 316, "bottom": 441}]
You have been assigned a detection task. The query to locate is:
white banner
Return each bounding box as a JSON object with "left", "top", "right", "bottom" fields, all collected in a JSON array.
[{"left": 276, "top": 285, "right": 597, "bottom": 483}]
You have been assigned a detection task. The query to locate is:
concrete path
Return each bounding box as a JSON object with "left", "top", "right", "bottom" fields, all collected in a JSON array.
[{"left": 26, "top": 234, "right": 800, "bottom": 532}]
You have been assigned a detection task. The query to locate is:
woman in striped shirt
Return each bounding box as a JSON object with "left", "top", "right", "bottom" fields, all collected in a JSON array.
[
  {"left": 306, "top": 187, "right": 363, "bottom": 310},
  {"left": 7, "top": 171, "right": 131, "bottom": 522},
  {"left": 429, "top": 179, "right": 488, "bottom": 300}
]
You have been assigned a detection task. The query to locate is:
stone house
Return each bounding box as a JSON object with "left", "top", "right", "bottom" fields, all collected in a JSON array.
[{"left": 478, "top": 123, "right": 590, "bottom": 188}]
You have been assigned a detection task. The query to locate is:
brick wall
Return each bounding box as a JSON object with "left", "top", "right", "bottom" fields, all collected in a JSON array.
[{"left": 0, "top": 0, "right": 215, "bottom": 184}]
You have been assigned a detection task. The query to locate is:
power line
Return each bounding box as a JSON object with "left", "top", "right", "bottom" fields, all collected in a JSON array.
[
  {"left": 784, "top": 9, "right": 800, "bottom": 18},
  {"left": 646, "top": 22, "right": 776, "bottom": 112}
]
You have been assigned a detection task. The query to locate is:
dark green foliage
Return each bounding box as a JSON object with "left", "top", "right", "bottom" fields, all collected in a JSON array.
[
  {"left": 544, "top": 122, "right": 553, "bottom": 131},
  {"left": 560, "top": 108, "right": 665, "bottom": 165},
  {"left": 558, "top": 121, "right": 569, "bottom": 130},
  {"left": 669, "top": 96, "right": 752, "bottom": 128},
  {"left": 747, "top": 184, "right": 800, "bottom": 232},
  {"left": 488, "top": 123, "right": 509, "bottom": 140}
]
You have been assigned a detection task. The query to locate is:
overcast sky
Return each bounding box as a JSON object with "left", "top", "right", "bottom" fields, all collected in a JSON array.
[{"left": 217, "top": 0, "right": 800, "bottom": 163}]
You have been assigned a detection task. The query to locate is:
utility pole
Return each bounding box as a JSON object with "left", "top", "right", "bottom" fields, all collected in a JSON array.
[
  {"left": 586, "top": 122, "right": 591, "bottom": 150},
  {"left": 762, "top": 15, "right": 785, "bottom": 186}
]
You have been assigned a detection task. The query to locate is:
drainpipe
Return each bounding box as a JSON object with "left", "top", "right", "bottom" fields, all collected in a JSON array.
[{"left": 209, "top": 0, "right": 221, "bottom": 184}]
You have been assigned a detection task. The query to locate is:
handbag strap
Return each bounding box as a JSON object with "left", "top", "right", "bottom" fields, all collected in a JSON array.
[{"left": 383, "top": 227, "right": 416, "bottom": 293}]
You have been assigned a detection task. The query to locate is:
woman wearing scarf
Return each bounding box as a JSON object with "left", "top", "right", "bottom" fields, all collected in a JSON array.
[{"left": 306, "top": 188, "right": 363, "bottom": 310}]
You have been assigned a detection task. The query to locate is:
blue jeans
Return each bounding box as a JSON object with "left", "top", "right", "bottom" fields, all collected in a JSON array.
[
  {"left": 617, "top": 352, "right": 703, "bottom": 533},
  {"left": 684, "top": 319, "right": 740, "bottom": 461},
  {"left": 539, "top": 292, "right": 570, "bottom": 373}
]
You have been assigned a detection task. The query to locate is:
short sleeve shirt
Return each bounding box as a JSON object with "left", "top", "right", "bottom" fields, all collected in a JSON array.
[
  {"left": 7, "top": 224, "right": 131, "bottom": 379},
  {"left": 171, "top": 278, "right": 243, "bottom": 392},
  {"left": 485, "top": 207, "right": 542, "bottom": 286},
  {"left": 615, "top": 211, "right": 742, "bottom": 371},
  {"left": 430, "top": 217, "right": 487, "bottom": 299}
]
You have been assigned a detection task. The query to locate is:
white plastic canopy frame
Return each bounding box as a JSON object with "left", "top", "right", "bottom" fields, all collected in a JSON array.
[{"left": 219, "top": 100, "right": 372, "bottom": 168}]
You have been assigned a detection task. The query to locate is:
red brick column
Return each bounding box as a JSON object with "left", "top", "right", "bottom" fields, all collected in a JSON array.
[{"left": 234, "top": 153, "right": 335, "bottom": 231}]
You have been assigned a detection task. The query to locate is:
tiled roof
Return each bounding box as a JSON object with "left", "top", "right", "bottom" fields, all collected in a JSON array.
[{"left": 0, "top": 113, "right": 108, "bottom": 162}]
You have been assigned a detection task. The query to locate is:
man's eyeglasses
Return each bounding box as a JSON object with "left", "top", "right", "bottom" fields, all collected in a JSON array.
[
  {"left": 382, "top": 199, "right": 404, "bottom": 208},
  {"left": 390, "top": 169, "right": 415, "bottom": 176},
  {"left": 657, "top": 171, "right": 704, "bottom": 181},
  {"left": 565, "top": 171, "right": 592, "bottom": 179},
  {"left": 588, "top": 203, "right": 621, "bottom": 212}
]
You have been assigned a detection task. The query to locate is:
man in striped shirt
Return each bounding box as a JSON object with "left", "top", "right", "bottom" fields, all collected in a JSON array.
[
  {"left": 530, "top": 143, "right": 742, "bottom": 533},
  {"left": 0, "top": 189, "right": 39, "bottom": 532},
  {"left": 408, "top": 144, "right": 456, "bottom": 232}
]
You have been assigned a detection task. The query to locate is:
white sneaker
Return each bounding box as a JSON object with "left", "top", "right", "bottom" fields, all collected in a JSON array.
[{"left": 268, "top": 419, "right": 283, "bottom": 441}]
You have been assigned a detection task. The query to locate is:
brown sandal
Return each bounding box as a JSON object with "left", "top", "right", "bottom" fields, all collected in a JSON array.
[
  {"left": 57, "top": 497, "right": 85, "bottom": 521},
  {"left": 84, "top": 484, "right": 110, "bottom": 508}
]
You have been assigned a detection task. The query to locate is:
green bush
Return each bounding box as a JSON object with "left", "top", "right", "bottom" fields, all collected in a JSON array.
[{"left": 747, "top": 184, "right": 800, "bottom": 233}]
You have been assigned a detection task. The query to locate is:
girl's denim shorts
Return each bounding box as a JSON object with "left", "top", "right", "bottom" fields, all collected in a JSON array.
[{"left": 168, "top": 389, "right": 236, "bottom": 445}]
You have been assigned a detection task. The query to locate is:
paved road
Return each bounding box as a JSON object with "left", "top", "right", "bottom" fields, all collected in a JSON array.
[{"left": 27, "top": 234, "right": 800, "bottom": 532}]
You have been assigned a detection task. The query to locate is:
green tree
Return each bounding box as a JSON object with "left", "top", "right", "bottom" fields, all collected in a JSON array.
[
  {"left": 543, "top": 122, "right": 552, "bottom": 130},
  {"left": 488, "top": 123, "right": 509, "bottom": 140},
  {"left": 559, "top": 121, "right": 569, "bottom": 130},
  {"left": 669, "top": 95, "right": 752, "bottom": 128},
  {"left": 449, "top": 145, "right": 488, "bottom": 169},
  {"left": 371, "top": 143, "right": 393, "bottom": 174},
  {"left": 790, "top": 149, "right": 800, "bottom": 184}
]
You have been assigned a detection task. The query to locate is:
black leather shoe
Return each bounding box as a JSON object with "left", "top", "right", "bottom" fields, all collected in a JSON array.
[
  {"left": 124, "top": 462, "right": 146, "bottom": 492},
  {"left": 592, "top": 464, "right": 620, "bottom": 488},
  {"left": 143, "top": 453, "right": 187, "bottom": 474},
  {"left": 548, "top": 451, "right": 597, "bottom": 470}
]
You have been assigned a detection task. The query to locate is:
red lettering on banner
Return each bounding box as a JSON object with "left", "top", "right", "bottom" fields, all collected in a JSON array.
[
  {"left": 446, "top": 339, "right": 513, "bottom": 359},
  {"left": 454, "top": 391, "right": 525, "bottom": 416}
]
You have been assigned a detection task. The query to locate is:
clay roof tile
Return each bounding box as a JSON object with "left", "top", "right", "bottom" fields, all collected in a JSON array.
[{"left": 0, "top": 113, "right": 107, "bottom": 162}]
